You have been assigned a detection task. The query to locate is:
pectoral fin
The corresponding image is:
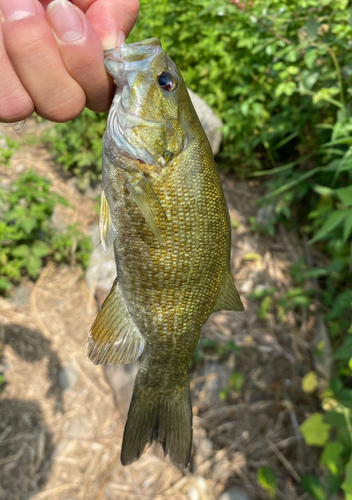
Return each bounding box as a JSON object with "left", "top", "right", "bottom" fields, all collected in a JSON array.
[
  {"left": 125, "top": 172, "right": 167, "bottom": 244},
  {"left": 87, "top": 278, "right": 145, "bottom": 365},
  {"left": 213, "top": 271, "right": 244, "bottom": 312},
  {"left": 100, "top": 190, "right": 117, "bottom": 253}
]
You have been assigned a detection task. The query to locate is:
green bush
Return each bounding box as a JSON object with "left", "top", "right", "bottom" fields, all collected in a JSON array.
[
  {"left": 0, "top": 170, "right": 92, "bottom": 293},
  {"left": 46, "top": 0, "right": 351, "bottom": 178},
  {"left": 43, "top": 3, "right": 351, "bottom": 494},
  {"left": 43, "top": 109, "right": 107, "bottom": 190}
]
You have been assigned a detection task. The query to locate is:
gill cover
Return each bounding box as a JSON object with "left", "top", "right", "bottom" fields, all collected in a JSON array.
[{"left": 104, "top": 38, "right": 185, "bottom": 168}]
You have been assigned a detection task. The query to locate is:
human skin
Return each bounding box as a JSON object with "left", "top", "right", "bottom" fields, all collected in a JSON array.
[{"left": 0, "top": 0, "right": 139, "bottom": 123}]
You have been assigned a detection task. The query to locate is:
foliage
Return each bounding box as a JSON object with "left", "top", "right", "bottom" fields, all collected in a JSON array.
[
  {"left": 130, "top": 0, "right": 352, "bottom": 172},
  {"left": 0, "top": 137, "right": 20, "bottom": 166},
  {"left": 0, "top": 170, "right": 92, "bottom": 293},
  {"left": 257, "top": 467, "right": 278, "bottom": 499},
  {"left": 189, "top": 338, "right": 240, "bottom": 369},
  {"left": 42, "top": 1, "right": 352, "bottom": 494},
  {"left": 43, "top": 109, "right": 107, "bottom": 189},
  {"left": 299, "top": 399, "right": 352, "bottom": 500},
  {"left": 219, "top": 370, "right": 245, "bottom": 400},
  {"left": 45, "top": 0, "right": 351, "bottom": 180}
]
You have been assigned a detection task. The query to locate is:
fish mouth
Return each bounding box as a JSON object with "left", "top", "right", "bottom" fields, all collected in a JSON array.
[{"left": 104, "top": 38, "right": 163, "bottom": 87}]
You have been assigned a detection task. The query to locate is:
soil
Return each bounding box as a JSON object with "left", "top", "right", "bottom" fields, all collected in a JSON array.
[{"left": 0, "top": 120, "right": 321, "bottom": 500}]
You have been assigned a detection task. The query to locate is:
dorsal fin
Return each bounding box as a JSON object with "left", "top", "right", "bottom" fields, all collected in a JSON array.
[
  {"left": 213, "top": 271, "right": 244, "bottom": 312},
  {"left": 87, "top": 279, "right": 145, "bottom": 365}
]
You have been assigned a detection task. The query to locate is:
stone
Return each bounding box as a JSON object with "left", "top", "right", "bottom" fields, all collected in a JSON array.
[
  {"left": 195, "top": 360, "right": 233, "bottom": 407},
  {"left": 188, "top": 476, "right": 209, "bottom": 500},
  {"left": 104, "top": 363, "right": 139, "bottom": 417},
  {"left": 188, "top": 88, "right": 223, "bottom": 156},
  {"left": 85, "top": 224, "right": 116, "bottom": 293},
  {"left": 59, "top": 366, "right": 78, "bottom": 391},
  {"left": 219, "top": 486, "right": 250, "bottom": 500},
  {"left": 13, "top": 285, "right": 31, "bottom": 307},
  {"left": 65, "top": 416, "right": 90, "bottom": 439}
]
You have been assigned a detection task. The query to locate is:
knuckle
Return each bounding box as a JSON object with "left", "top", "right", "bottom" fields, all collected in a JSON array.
[
  {"left": 0, "top": 84, "right": 34, "bottom": 122},
  {"left": 127, "top": 0, "right": 140, "bottom": 18},
  {"left": 38, "top": 90, "right": 86, "bottom": 122},
  {"left": 14, "top": 36, "right": 51, "bottom": 66}
]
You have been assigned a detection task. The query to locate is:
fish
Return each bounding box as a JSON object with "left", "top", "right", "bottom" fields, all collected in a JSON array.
[{"left": 86, "top": 38, "right": 244, "bottom": 468}]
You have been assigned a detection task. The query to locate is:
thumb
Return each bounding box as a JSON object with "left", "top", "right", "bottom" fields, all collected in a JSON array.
[{"left": 76, "top": 0, "right": 139, "bottom": 50}]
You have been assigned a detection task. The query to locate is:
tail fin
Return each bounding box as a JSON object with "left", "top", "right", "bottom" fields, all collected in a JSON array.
[{"left": 121, "top": 375, "right": 192, "bottom": 469}]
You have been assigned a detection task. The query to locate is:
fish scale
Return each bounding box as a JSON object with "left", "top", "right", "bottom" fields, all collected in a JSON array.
[{"left": 87, "top": 38, "right": 243, "bottom": 468}]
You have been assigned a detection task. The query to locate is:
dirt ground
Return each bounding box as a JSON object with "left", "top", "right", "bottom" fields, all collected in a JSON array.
[{"left": 0, "top": 121, "right": 322, "bottom": 500}]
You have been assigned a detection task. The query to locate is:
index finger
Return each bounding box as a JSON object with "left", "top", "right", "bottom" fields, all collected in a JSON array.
[{"left": 72, "top": 0, "right": 139, "bottom": 49}]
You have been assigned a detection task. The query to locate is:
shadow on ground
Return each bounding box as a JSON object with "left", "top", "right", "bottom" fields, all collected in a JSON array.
[
  {"left": 2, "top": 323, "right": 64, "bottom": 412},
  {"left": 0, "top": 398, "right": 54, "bottom": 500}
]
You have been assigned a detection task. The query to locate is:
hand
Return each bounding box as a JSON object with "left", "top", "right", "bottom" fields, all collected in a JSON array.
[{"left": 0, "top": 0, "right": 139, "bottom": 123}]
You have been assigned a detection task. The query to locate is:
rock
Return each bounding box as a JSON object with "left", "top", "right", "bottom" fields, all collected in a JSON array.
[
  {"left": 313, "top": 313, "right": 332, "bottom": 390},
  {"left": 85, "top": 224, "right": 116, "bottom": 293},
  {"left": 188, "top": 476, "right": 209, "bottom": 500},
  {"left": 195, "top": 360, "right": 233, "bottom": 407},
  {"left": 219, "top": 486, "right": 250, "bottom": 500},
  {"left": 59, "top": 365, "right": 78, "bottom": 391},
  {"left": 188, "top": 88, "right": 223, "bottom": 156},
  {"left": 255, "top": 204, "right": 275, "bottom": 226},
  {"left": 13, "top": 285, "right": 31, "bottom": 307},
  {"left": 65, "top": 416, "right": 90, "bottom": 439},
  {"left": 104, "top": 363, "right": 139, "bottom": 417}
]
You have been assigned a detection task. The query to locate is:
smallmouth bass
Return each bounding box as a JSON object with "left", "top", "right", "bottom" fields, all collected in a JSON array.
[{"left": 87, "top": 38, "right": 244, "bottom": 468}]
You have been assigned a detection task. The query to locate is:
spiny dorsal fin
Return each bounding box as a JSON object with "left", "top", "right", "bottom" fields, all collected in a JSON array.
[
  {"left": 213, "top": 271, "right": 244, "bottom": 312},
  {"left": 100, "top": 189, "right": 117, "bottom": 253},
  {"left": 125, "top": 171, "right": 167, "bottom": 245},
  {"left": 87, "top": 279, "right": 145, "bottom": 365}
]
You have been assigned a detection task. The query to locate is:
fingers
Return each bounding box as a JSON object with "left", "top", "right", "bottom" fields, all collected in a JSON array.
[
  {"left": 0, "top": 0, "right": 86, "bottom": 122},
  {"left": 0, "top": 0, "right": 139, "bottom": 123},
  {"left": 46, "top": 0, "right": 113, "bottom": 112},
  {"left": 0, "top": 25, "right": 34, "bottom": 122},
  {"left": 73, "top": 0, "right": 140, "bottom": 50}
]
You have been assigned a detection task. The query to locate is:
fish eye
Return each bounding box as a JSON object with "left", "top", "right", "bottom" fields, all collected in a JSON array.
[{"left": 157, "top": 71, "right": 177, "bottom": 92}]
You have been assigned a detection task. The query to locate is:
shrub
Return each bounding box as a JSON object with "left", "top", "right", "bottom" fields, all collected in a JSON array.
[{"left": 0, "top": 170, "right": 92, "bottom": 293}]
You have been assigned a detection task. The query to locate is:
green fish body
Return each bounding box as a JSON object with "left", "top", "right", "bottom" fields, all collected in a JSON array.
[{"left": 87, "top": 38, "right": 243, "bottom": 468}]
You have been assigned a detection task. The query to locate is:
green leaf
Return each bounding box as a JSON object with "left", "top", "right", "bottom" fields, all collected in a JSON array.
[
  {"left": 26, "top": 255, "right": 42, "bottom": 279},
  {"left": 336, "top": 186, "right": 352, "bottom": 206},
  {"left": 12, "top": 244, "right": 30, "bottom": 258},
  {"left": 304, "top": 49, "right": 317, "bottom": 69},
  {"left": 301, "top": 475, "right": 327, "bottom": 500},
  {"left": 343, "top": 210, "right": 352, "bottom": 242},
  {"left": 0, "top": 277, "right": 12, "bottom": 291},
  {"left": 229, "top": 371, "right": 245, "bottom": 391},
  {"left": 320, "top": 441, "right": 343, "bottom": 475},
  {"left": 32, "top": 241, "right": 50, "bottom": 258},
  {"left": 302, "top": 371, "right": 318, "bottom": 393},
  {"left": 257, "top": 467, "right": 277, "bottom": 499},
  {"left": 310, "top": 210, "right": 348, "bottom": 243},
  {"left": 306, "top": 16, "right": 319, "bottom": 40},
  {"left": 263, "top": 167, "right": 324, "bottom": 199},
  {"left": 300, "top": 413, "right": 331, "bottom": 446},
  {"left": 341, "top": 456, "right": 352, "bottom": 500},
  {"left": 313, "top": 185, "right": 335, "bottom": 197},
  {"left": 21, "top": 218, "right": 36, "bottom": 234}
]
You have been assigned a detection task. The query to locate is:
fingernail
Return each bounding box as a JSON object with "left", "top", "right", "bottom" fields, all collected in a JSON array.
[
  {"left": 118, "top": 32, "right": 126, "bottom": 48},
  {"left": 0, "top": 0, "right": 36, "bottom": 21},
  {"left": 47, "top": 0, "right": 84, "bottom": 42}
]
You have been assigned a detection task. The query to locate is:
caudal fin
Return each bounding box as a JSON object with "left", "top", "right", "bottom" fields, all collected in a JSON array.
[{"left": 121, "top": 375, "right": 192, "bottom": 468}]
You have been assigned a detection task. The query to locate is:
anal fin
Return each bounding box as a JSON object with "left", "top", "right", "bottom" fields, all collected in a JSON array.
[
  {"left": 213, "top": 271, "right": 244, "bottom": 312},
  {"left": 87, "top": 278, "right": 145, "bottom": 365}
]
